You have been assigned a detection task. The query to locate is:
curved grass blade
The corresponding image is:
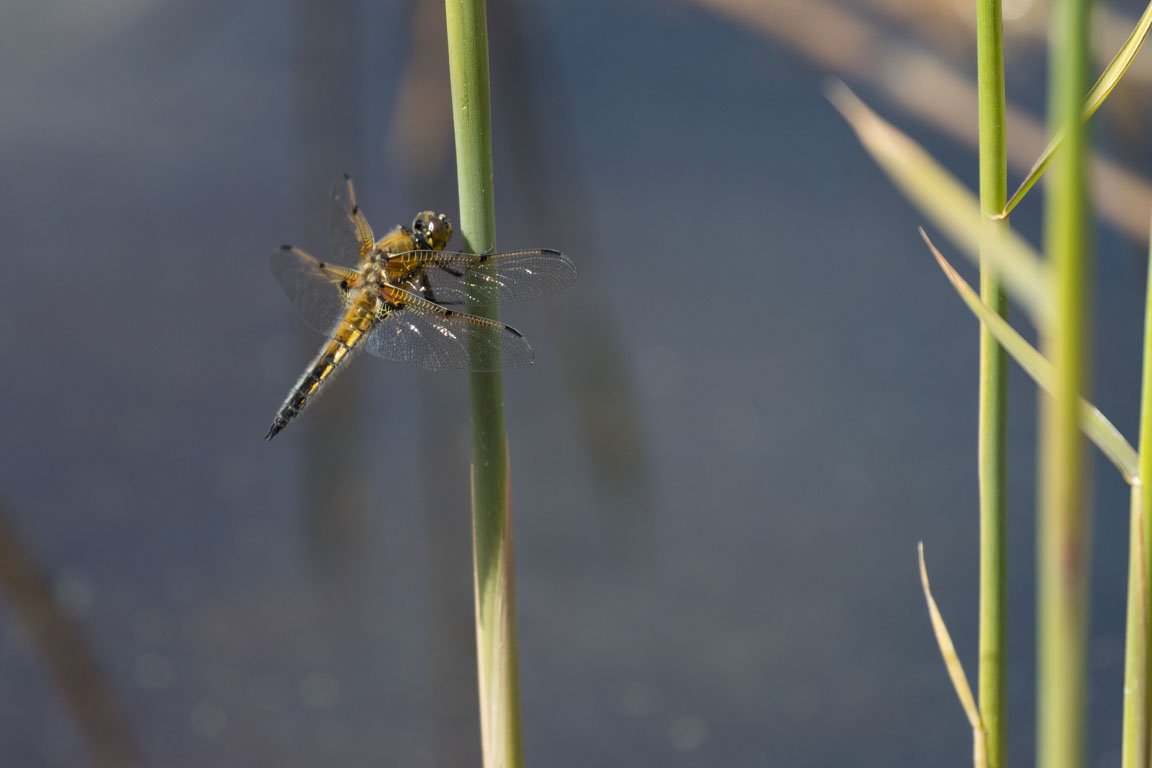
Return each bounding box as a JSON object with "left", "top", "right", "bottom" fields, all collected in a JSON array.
[
  {"left": 827, "top": 81, "right": 1053, "bottom": 325},
  {"left": 922, "top": 229, "right": 1139, "bottom": 483},
  {"left": 918, "top": 542, "right": 988, "bottom": 768},
  {"left": 998, "top": 0, "right": 1152, "bottom": 218}
]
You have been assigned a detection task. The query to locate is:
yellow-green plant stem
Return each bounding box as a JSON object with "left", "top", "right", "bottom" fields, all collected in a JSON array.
[
  {"left": 1037, "top": 0, "right": 1093, "bottom": 766},
  {"left": 444, "top": 2, "right": 525, "bottom": 767},
  {"left": 1121, "top": 227, "right": 1152, "bottom": 768},
  {"left": 975, "top": 3, "right": 1008, "bottom": 767},
  {"left": 1121, "top": 486, "right": 1149, "bottom": 768}
]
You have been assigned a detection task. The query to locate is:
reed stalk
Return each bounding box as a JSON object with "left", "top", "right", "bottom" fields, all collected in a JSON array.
[
  {"left": 975, "top": 3, "right": 1008, "bottom": 766},
  {"left": 1121, "top": 485, "right": 1149, "bottom": 768},
  {"left": 444, "top": 1, "right": 525, "bottom": 766},
  {"left": 1036, "top": 0, "right": 1093, "bottom": 766},
  {"left": 1120, "top": 224, "right": 1152, "bottom": 767}
]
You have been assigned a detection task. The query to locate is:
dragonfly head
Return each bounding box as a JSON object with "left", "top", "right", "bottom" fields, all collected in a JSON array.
[{"left": 412, "top": 211, "right": 453, "bottom": 251}]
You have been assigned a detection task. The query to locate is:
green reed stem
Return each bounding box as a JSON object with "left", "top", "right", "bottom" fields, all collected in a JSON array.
[
  {"left": 444, "top": 2, "right": 525, "bottom": 766},
  {"left": 1121, "top": 223, "right": 1152, "bottom": 768},
  {"left": 975, "top": 3, "right": 1008, "bottom": 766},
  {"left": 1037, "top": 0, "right": 1093, "bottom": 766},
  {"left": 1121, "top": 485, "right": 1149, "bottom": 768}
]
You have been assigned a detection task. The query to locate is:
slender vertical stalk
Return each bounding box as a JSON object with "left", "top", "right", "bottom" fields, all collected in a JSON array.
[
  {"left": 1037, "top": 0, "right": 1093, "bottom": 766},
  {"left": 1121, "top": 484, "right": 1148, "bottom": 768},
  {"left": 444, "top": 2, "right": 525, "bottom": 766},
  {"left": 1121, "top": 229, "right": 1152, "bottom": 767},
  {"left": 975, "top": 3, "right": 1009, "bottom": 767}
]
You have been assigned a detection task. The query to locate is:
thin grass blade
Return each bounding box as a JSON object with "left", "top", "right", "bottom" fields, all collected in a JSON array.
[
  {"left": 918, "top": 542, "right": 988, "bottom": 768},
  {"left": 999, "top": 0, "right": 1152, "bottom": 217},
  {"left": 922, "top": 230, "right": 1138, "bottom": 483},
  {"left": 827, "top": 81, "right": 1053, "bottom": 325}
]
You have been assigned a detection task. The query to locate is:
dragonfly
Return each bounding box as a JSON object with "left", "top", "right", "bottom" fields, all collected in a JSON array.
[{"left": 265, "top": 174, "right": 576, "bottom": 440}]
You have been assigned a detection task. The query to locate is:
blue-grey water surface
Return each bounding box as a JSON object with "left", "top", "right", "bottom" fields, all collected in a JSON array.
[{"left": 0, "top": 0, "right": 1146, "bottom": 765}]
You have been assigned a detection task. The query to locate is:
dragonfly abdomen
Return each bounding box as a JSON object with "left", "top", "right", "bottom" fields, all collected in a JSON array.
[{"left": 264, "top": 297, "right": 377, "bottom": 440}]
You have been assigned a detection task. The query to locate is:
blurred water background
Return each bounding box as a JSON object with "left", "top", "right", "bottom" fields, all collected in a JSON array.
[{"left": 1, "top": 0, "right": 1150, "bottom": 765}]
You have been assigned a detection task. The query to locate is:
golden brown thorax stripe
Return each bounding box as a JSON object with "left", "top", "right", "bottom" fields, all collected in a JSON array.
[{"left": 376, "top": 227, "right": 423, "bottom": 284}]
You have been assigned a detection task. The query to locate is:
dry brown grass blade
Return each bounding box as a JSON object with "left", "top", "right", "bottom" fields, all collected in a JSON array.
[
  {"left": 919, "top": 542, "right": 988, "bottom": 768},
  {"left": 829, "top": 82, "right": 1053, "bottom": 324},
  {"left": 0, "top": 506, "right": 143, "bottom": 768},
  {"left": 679, "top": 0, "right": 1152, "bottom": 242}
]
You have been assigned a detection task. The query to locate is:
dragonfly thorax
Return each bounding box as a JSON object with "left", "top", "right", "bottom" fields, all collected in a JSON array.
[{"left": 360, "top": 262, "right": 387, "bottom": 286}]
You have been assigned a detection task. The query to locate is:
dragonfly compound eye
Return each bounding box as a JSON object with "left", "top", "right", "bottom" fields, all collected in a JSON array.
[
  {"left": 412, "top": 211, "right": 452, "bottom": 250},
  {"left": 433, "top": 214, "right": 452, "bottom": 247}
]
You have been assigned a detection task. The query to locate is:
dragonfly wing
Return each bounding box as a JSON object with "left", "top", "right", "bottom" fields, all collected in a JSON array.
[
  {"left": 269, "top": 246, "right": 359, "bottom": 334},
  {"left": 329, "top": 174, "right": 376, "bottom": 266},
  {"left": 363, "top": 285, "right": 534, "bottom": 371},
  {"left": 393, "top": 248, "right": 576, "bottom": 305}
]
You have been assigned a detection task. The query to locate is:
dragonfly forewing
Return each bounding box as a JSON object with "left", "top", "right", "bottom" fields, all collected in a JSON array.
[
  {"left": 389, "top": 248, "right": 576, "bottom": 306},
  {"left": 363, "top": 284, "right": 533, "bottom": 371}
]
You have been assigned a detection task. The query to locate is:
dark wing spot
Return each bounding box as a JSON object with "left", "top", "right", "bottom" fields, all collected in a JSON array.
[
  {"left": 280, "top": 244, "right": 292, "bottom": 250},
  {"left": 339, "top": 280, "right": 350, "bottom": 290},
  {"left": 443, "top": 309, "right": 456, "bottom": 317},
  {"left": 342, "top": 172, "right": 351, "bottom": 180},
  {"left": 317, "top": 261, "right": 327, "bottom": 270},
  {"left": 478, "top": 254, "right": 489, "bottom": 263},
  {"left": 351, "top": 205, "right": 359, "bottom": 215}
]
